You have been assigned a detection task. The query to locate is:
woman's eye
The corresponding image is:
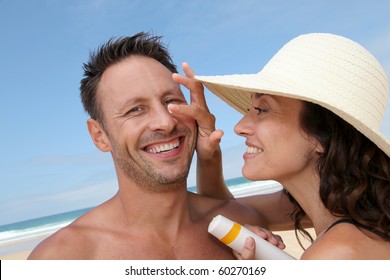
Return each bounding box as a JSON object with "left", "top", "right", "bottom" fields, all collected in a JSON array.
[{"left": 254, "top": 107, "right": 268, "bottom": 114}]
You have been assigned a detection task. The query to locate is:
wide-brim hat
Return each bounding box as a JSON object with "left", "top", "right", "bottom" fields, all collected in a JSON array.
[{"left": 195, "top": 33, "right": 390, "bottom": 157}]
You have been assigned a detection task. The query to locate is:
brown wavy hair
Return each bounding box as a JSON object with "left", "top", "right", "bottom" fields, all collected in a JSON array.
[{"left": 288, "top": 101, "right": 390, "bottom": 248}]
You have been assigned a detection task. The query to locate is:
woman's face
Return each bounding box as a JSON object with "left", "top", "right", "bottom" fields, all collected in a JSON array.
[{"left": 234, "top": 93, "right": 322, "bottom": 185}]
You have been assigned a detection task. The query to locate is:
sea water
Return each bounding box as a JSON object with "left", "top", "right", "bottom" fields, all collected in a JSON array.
[{"left": 0, "top": 177, "right": 281, "bottom": 256}]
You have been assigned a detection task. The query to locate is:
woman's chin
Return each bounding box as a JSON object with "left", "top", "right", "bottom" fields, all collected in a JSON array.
[{"left": 242, "top": 170, "right": 260, "bottom": 182}]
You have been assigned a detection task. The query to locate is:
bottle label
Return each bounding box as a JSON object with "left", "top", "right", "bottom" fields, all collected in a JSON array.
[{"left": 220, "top": 222, "right": 242, "bottom": 245}]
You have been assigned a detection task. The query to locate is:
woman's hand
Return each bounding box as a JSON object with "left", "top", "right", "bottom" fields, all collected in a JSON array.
[
  {"left": 170, "top": 62, "right": 223, "bottom": 160},
  {"left": 232, "top": 225, "right": 286, "bottom": 260}
]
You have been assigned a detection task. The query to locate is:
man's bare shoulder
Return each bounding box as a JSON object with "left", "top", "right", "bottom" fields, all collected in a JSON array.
[
  {"left": 28, "top": 204, "right": 109, "bottom": 260},
  {"left": 188, "top": 192, "right": 267, "bottom": 227},
  {"left": 27, "top": 222, "right": 92, "bottom": 259},
  {"left": 217, "top": 198, "right": 268, "bottom": 226}
]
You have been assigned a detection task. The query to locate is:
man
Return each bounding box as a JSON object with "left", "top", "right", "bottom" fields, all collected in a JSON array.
[{"left": 28, "top": 33, "right": 284, "bottom": 259}]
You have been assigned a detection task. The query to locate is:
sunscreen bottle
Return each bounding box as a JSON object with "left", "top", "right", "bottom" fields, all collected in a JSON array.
[{"left": 208, "top": 215, "right": 295, "bottom": 260}]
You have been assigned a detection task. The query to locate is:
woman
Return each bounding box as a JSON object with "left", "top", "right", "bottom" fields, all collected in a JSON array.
[{"left": 189, "top": 33, "right": 390, "bottom": 259}]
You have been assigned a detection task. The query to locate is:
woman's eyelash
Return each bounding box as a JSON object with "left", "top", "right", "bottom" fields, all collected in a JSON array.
[{"left": 254, "top": 107, "right": 268, "bottom": 114}]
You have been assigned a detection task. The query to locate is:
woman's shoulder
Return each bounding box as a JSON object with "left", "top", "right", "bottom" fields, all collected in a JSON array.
[{"left": 301, "top": 222, "right": 390, "bottom": 259}]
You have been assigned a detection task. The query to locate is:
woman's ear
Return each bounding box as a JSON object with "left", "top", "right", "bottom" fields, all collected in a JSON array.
[
  {"left": 87, "top": 119, "right": 111, "bottom": 152},
  {"left": 314, "top": 141, "right": 324, "bottom": 154}
]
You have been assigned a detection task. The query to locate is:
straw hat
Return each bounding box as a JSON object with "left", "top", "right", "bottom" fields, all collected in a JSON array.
[{"left": 195, "top": 33, "right": 390, "bottom": 157}]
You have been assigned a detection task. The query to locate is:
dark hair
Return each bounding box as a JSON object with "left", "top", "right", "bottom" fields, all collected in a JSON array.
[
  {"left": 80, "top": 32, "right": 177, "bottom": 124},
  {"left": 290, "top": 102, "right": 390, "bottom": 248}
]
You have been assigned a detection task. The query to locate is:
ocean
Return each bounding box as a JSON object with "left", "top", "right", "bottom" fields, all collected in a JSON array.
[{"left": 0, "top": 176, "right": 281, "bottom": 257}]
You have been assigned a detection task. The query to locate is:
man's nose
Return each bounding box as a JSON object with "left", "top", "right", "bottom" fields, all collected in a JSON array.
[{"left": 148, "top": 104, "right": 177, "bottom": 132}]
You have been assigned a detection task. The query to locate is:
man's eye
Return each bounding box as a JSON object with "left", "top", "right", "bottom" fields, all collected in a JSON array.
[
  {"left": 164, "top": 99, "right": 182, "bottom": 106},
  {"left": 127, "top": 107, "right": 142, "bottom": 114}
]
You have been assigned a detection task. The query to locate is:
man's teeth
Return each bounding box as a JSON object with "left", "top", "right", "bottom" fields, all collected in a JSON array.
[
  {"left": 246, "top": 146, "right": 262, "bottom": 154},
  {"left": 147, "top": 140, "right": 180, "bottom": 153}
]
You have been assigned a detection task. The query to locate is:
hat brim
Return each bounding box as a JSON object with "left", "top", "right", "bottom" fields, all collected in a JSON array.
[{"left": 196, "top": 73, "right": 390, "bottom": 158}]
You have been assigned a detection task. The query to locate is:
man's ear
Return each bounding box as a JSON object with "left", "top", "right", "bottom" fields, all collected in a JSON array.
[{"left": 87, "top": 119, "right": 111, "bottom": 152}]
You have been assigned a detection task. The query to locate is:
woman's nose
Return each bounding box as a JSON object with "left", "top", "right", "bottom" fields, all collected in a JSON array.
[{"left": 234, "top": 113, "right": 253, "bottom": 137}]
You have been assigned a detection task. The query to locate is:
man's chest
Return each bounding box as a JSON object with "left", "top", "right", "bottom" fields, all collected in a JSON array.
[{"left": 90, "top": 230, "right": 234, "bottom": 260}]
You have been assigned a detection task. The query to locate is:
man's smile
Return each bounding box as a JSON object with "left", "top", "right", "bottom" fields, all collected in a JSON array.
[{"left": 143, "top": 137, "right": 184, "bottom": 154}]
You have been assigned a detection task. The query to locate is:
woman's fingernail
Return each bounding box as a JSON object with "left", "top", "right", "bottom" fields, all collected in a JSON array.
[
  {"left": 245, "top": 237, "right": 255, "bottom": 249},
  {"left": 167, "top": 104, "right": 175, "bottom": 113}
]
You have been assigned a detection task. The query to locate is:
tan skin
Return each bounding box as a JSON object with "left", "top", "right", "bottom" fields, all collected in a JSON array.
[
  {"left": 194, "top": 90, "right": 390, "bottom": 259},
  {"left": 28, "top": 57, "right": 289, "bottom": 260}
]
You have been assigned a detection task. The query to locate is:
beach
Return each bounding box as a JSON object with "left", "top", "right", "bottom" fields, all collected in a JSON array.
[
  {"left": 1, "top": 250, "right": 30, "bottom": 260},
  {"left": 0, "top": 232, "right": 53, "bottom": 260}
]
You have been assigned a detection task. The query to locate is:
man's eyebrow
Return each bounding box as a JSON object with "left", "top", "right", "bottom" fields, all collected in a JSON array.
[{"left": 116, "top": 97, "right": 146, "bottom": 112}]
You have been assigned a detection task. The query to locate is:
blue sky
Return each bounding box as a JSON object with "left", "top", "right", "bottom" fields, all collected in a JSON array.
[{"left": 1, "top": 0, "right": 389, "bottom": 225}]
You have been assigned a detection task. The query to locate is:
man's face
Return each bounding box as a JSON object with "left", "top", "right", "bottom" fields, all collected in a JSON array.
[{"left": 97, "top": 56, "right": 196, "bottom": 192}]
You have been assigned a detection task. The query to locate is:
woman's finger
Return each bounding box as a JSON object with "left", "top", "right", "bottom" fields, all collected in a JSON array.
[
  {"left": 172, "top": 63, "right": 208, "bottom": 111},
  {"left": 240, "top": 237, "right": 256, "bottom": 260},
  {"left": 168, "top": 104, "right": 215, "bottom": 128}
]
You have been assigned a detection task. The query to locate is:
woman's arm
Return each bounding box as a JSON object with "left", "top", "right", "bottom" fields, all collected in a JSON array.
[{"left": 196, "top": 146, "right": 234, "bottom": 199}]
